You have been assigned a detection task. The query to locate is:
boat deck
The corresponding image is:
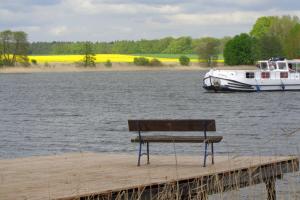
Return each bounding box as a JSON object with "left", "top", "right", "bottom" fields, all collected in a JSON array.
[{"left": 0, "top": 153, "right": 298, "bottom": 200}]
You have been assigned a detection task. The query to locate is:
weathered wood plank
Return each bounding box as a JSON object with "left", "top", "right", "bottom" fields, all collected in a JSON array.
[
  {"left": 0, "top": 153, "right": 298, "bottom": 200},
  {"left": 131, "top": 135, "right": 223, "bottom": 143},
  {"left": 55, "top": 157, "right": 299, "bottom": 200},
  {"left": 128, "top": 119, "right": 216, "bottom": 132}
]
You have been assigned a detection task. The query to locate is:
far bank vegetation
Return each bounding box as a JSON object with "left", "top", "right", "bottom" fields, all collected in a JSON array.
[{"left": 1, "top": 15, "right": 299, "bottom": 68}]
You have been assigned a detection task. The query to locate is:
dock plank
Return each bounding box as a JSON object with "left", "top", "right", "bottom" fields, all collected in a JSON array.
[{"left": 0, "top": 153, "right": 298, "bottom": 200}]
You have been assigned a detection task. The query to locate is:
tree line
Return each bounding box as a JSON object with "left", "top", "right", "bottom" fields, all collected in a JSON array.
[
  {"left": 28, "top": 37, "right": 229, "bottom": 55},
  {"left": 224, "top": 15, "right": 300, "bottom": 65},
  {"left": 0, "top": 30, "right": 29, "bottom": 66}
]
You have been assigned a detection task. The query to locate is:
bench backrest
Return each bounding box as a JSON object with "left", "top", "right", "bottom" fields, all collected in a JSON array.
[{"left": 128, "top": 119, "right": 216, "bottom": 132}]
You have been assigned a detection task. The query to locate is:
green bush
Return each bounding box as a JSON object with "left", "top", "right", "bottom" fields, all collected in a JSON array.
[
  {"left": 44, "top": 62, "right": 50, "bottom": 67},
  {"left": 179, "top": 55, "right": 190, "bottom": 66},
  {"left": 19, "top": 56, "right": 30, "bottom": 67},
  {"left": 149, "top": 58, "right": 162, "bottom": 66},
  {"left": 31, "top": 59, "right": 37, "bottom": 65},
  {"left": 104, "top": 59, "right": 112, "bottom": 67},
  {"left": 133, "top": 57, "right": 150, "bottom": 66}
]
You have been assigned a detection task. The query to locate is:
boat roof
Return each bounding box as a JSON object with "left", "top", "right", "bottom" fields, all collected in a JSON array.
[{"left": 259, "top": 59, "right": 300, "bottom": 63}]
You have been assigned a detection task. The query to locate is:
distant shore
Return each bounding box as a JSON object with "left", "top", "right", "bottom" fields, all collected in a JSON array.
[{"left": 0, "top": 63, "right": 256, "bottom": 74}]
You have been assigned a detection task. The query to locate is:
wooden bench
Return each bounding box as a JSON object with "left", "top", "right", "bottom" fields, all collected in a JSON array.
[{"left": 128, "top": 119, "right": 222, "bottom": 167}]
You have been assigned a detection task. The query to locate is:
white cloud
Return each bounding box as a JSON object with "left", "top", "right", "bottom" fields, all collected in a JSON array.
[
  {"left": 61, "top": 0, "right": 181, "bottom": 15},
  {"left": 50, "top": 26, "right": 68, "bottom": 36},
  {"left": 167, "top": 11, "right": 260, "bottom": 26},
  {"left": 1, "top": 0, "right": 299, "bottom": 41},
  {"left": 167, "top": 9, "right": 300, "bottom": 26},
  {"left": 0, "top": 8, "right": 24, "bottom": 23},
  {"left": 13, "top": 26, "right": 41, "bottom": 32},
  {"left": 211, "top": 0, "right": 271, "bottom": 6}
]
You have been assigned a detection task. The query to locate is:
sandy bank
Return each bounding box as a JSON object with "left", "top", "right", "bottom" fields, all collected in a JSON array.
[{"left": 0, "top": 63, "right": 256, "bottom": 74}]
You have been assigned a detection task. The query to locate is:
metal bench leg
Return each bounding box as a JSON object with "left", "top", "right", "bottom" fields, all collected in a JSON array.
[
  {"left": 137, "top": 141, "right": 142, "bottom": 166},
  {"left": 211, "top": 143, "right": 214, "bottom": 164},
  {"left": 147, "top": 142, "right": 150, "bottom": 164},
  {"left": 203, "top": 124, "right": 208, "bottom": 167},
  {"left": 203, "top": 142, "right": 208, "bottom": 167}
]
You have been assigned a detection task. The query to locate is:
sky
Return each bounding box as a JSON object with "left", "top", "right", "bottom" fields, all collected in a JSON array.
[{"left": 1, "top": 0, "right": 300, "bottom": 42}]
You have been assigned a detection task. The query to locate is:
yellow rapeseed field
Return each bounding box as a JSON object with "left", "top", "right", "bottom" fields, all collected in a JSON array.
[{"left": 28, "top": 54, "right": 201, "bottom": 63}]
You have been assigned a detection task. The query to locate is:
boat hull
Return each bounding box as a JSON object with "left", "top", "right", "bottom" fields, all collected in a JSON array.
[
  {"left": 203, "top": 69, "right": 300, "bottom": 92},
  {"left": 203, "top": 76, "right": 256, "bottom": 92}
]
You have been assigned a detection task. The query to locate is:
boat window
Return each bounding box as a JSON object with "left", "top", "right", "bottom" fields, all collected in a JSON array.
[
  {"left": 288, "top": 63, "right": 297, "bottom": 73},
  {"left": 260, "top": 62, "right": 268, "bottom": 70},
  {"left": 246, "top": 72, "right": 254, "bottom": 78},
  {"left": 280, "top": 72, "right": 288, "bottom": 78},
  {"left": 269, "top": 62, "right": 276, "bottom": 70},
  {"left": 261, "top": 72, "right": 270, "bottom": 79},
  {"left": 297, "top": 63, "right": 300, "bottom": 72},
  {"left": 277, "top": 62, "right": 287, "bottom": 70}
]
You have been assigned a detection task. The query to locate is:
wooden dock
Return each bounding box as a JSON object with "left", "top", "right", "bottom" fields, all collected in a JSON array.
[{"left": 0, "top": 153, "right": 298, "bottom": 200}]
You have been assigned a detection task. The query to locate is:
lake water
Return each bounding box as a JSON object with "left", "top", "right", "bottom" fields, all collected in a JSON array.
[
  {"left": 0, "top": 71, "right": 299, "bottom": 158},
  {"left": 0, "top": 70, "right": 299, "bottom": 199}
]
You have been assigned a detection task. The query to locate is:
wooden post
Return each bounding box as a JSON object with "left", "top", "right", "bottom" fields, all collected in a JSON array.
[{"left": 265, "top": 179, "right": 276, "bottom": 200}]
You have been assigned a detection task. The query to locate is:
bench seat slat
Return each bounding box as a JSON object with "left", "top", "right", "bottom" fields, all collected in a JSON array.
[
  {"left": 131, "top": 135, "right": 223, "bottom": 143},
  {"left": 128, "top": 119, "right": 216, "bottom": 132}
]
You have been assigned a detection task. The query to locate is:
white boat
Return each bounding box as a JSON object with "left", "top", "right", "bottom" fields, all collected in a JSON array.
[{"left": 203, "top": 58, "right": 300, "bottom": 92}]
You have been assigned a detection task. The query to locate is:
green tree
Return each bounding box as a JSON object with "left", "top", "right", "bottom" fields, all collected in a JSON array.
[
  {"left": 250, "top": 15, "right": 299, "bottom": 58},
  {"left": 111, "top": 40, "right": 137, "bottom": 54},
  {"left": 0, "top": 30, "right": 14, "bottom": 65},
  {"left": 218, "top": 36, "right": 231, "bottom": 55},
  {"left": 197, "top": 37, "right": 220, "bottom": 67},
  {"left": 224, "top": 33, "right": 256, "bottom": 65},
  {"left": 191, "top": 38, "right": 202, "bottom": 53},
  {"left": 0, "top": 30, "right": 29, "bottom": 66},
  {"left": 256, "top": 35, "right": 283, "bottom": 60},
  {"left": 81, "top": 42, "right": 96, "bottom": 67},
  {"left": 137, "top": 39, "right": 154, "bottom": 53},
  {"left": 250, "top": 16, "right": 276, "bottom": 38},
  {"left": 269, "top": 15, "right": 299, "bottom": 45},
  {"left": 154, "top": 37, "right": 173, "bottom": 53},
  {"left": 163, "top": 37, "right": 192, "bottom": 54},
  {"left": 94, "top": 42, "right": 109, "bottom": 54},
  {"left": 13, "top": 31, "right": 30, "bottom": 65},
  {"left": 285, "top": 24, "right": 300, "bottom": 58}
]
